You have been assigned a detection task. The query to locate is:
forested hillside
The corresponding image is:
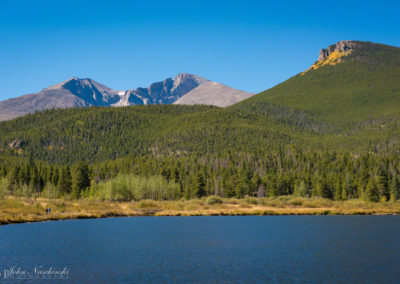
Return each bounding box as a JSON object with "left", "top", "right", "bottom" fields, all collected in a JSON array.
[
  {"left": 0, "top": 105, "right": 304, "bottom": 163},
  {"left": 235, "top": 41, "right": 400, "bottom": 129},
  {"left": 1, "top": 41, "right": 400, "bottom": 203}
]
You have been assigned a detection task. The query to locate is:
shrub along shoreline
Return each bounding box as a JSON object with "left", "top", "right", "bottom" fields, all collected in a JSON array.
[{"left": 1, "top": 195, "right": 399, "bottom": 225}]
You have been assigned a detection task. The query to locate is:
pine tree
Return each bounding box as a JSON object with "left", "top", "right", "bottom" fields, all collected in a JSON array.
[
  {"left": 161, "top": 168, "right": 171, "bottom": 181},
  {"left": 276, "top": 175, "right": 290, "bottom": 196},
  {"left": 52, "top": 168, "right": 60, "bottom": 186},
  {"left": 312, "top": 181, "right": 322, "bottom": 197},
  {"left": 58, "top": 166, "right": 72, "bottom": 194},
  {"left": 321, "top": 178, "right": 333, "bottom": 199},
  {"left": 193, "top": 172, "right": 206, "bottom": 198},
  {"left": 172, "top": 167, "right": 180, "bottom": 184},
  {"left": 235, "top": 170, "right": 250, "bottom": 198},
  {"left": 357, "top": 169, "right": 369, "bottom": 197},
  {"left": 390, "top": 175, "right": 400, "bottom": 202},
  {"left": 269, "top": 176, "right": 278, "bottom": 196},
  {"left": 18, "top": 167, "right": 28, "bottom": 186},
  {"left": 365, "top": 178, "right": 379, "bottom": 202},
  {"left": 48, "top": 166, "right": 54, "bottom": 185},
  {"left": 30, "top": 166, "right": 40, "bottom": 193},
  {"left": 221, "top": 171, "right": 235, "bottom": 198},
  {"left": 72, "top": 162, "right": 91, "bottom": 199},
  {"left": 341, "top": 178, "right": 348, "bottom": 200},
  {"left": 1, "top": 166, "right": 7, "bottom": 178},
  {"left": 251, "top": 173, "right": 262, "bottom": 196},
  {"left": 334, "top": 177, "right": 342, "bottom": 200},
  {"left": 8, "top": 166, "right": 21, "bottom": 191},
  {"left": 376, "top": 166, "right": 390, "bottom": 201}
]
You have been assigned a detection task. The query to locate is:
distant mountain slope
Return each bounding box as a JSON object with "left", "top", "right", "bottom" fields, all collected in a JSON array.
[
  {"left": 0, "top": 73, "right": 253, "bottom": 121},
  {"left": 0, "top": 77, "right": 121, "bottom": 121},
  {"left": 174, "top": 81, "right": 253, "bottom": 107}
]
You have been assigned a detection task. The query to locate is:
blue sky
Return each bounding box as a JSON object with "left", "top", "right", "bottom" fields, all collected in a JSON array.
[{"left": 1, "top": 0, "right": 399, "bottom": 100}]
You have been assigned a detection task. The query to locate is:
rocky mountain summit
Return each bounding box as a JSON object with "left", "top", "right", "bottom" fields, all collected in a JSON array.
[
  {"left": 0, "top": 74, "right": 253, "bottom": 121},
  {"left": 301, "top": 40, "right": 359, "bottom": 75},
  {"left": 114, "top": 73, "right": 209, "bottom": 106},
  {"left": 318, "top": 40, "right": 356, "bottom": 61}
]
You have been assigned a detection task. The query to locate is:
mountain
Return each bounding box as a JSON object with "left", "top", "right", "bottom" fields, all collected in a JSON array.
[
  {"left": 0, "top": 77, "right": 121, "bottom": 121},
  {"left": 113, "top": 73, "right": 210, "bottom": 107},
  {"left": 0, "top": 73, "right": 253, "bottom": 121},
  {"left": 174, "top": 81, "right": 253, "bottom": 107},
  {"left": 235, "top": 40, "right": 400, "bottom": 131},
  {"left": 1, "top": 40, "right": 400, "bottom": 164}
]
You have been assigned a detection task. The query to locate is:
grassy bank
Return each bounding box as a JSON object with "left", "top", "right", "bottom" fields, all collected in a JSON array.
[{"left": 1, "top": 195, "right": 400, "bottom": 225}]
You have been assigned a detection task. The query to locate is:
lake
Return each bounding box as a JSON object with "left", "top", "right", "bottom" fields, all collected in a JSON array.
[{"left": 0, "top": 216, "right": 399, "bottom": 283}]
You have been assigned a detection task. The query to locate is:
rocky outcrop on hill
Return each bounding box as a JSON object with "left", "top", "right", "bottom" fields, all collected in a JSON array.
[
  {"left": 318, "top": 40, "right": 356, "bottom": 61},
  {"left": 8, "top": 139, "right": 26, "bottom": 149}
]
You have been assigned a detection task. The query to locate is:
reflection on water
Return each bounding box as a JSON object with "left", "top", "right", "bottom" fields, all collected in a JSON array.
[{"left": 1, "top": 216, "right": 399, "bottom": 283}]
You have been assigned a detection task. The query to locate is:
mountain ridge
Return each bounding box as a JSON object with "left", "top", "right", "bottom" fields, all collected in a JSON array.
[{"left": 0, "top": 73, "right": 253, "bottom": 121}]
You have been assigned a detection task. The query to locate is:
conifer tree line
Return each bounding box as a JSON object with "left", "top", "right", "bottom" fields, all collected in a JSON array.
[{"left": 1, "top": 147, "right": 400, "bottom": 202}]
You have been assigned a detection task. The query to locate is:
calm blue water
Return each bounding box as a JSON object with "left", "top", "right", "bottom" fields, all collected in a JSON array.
[{"left": 0, "top": 216, "right": 399, "bottom": 283}]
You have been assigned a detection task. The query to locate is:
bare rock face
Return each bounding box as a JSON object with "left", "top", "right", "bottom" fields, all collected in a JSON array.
[
  {"left": 116, "top": 73, "right": 208, "bottom": 106},
  {"left": 57, "top": 77, "right": 121, "bottom": 106},
  {"left": 174, "top": 81, "right": 253, "bottom": 107},
  {"left": 8, "top": 139, "right": 26, "bottom": 149},
  {"left": 171, "top": 73, "right": 209, "bottom": 98},
  {"left": 318, "top": 40, "right": 356, "bottom": 61}
]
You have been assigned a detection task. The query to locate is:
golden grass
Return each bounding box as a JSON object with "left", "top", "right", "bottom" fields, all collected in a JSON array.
[{"left": 1, "top": 195, "right": 399, "bottom": 225}]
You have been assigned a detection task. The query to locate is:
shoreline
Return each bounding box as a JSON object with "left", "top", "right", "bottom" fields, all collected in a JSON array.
[
  {"left": 2, "top": 211, "right": 399, "bottom": 226},
  {"left": 1, "top": 196, "right": 400, "bottom": 226},
  {"left": 1, "top": 207, "right": 399, "bottom": 226}
]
